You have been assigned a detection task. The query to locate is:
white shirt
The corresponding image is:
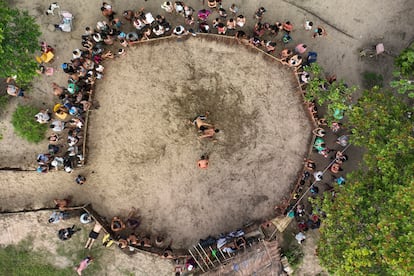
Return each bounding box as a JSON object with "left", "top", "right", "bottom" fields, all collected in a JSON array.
[
  {"left": 173, "top": 26, "right": 185, "bottom": 36},
  {"left": 35, "top": 112, "right": 50, "bottom": 124},
  {"left": 51, "top": 120, "right": 65, "bottom": 132}
]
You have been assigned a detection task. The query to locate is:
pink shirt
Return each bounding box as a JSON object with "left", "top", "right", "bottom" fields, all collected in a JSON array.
[{"left": 295, "top": 44, "right": 307, "bottom": 54}]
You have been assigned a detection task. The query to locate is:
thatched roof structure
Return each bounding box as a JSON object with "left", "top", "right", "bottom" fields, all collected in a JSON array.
[{"left": 204, "top": 239, "right": 285, "bottom": 276}]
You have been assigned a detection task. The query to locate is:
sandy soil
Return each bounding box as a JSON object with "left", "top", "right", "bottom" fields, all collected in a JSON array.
[
  {"left": 86, "top": 38, "right": 311, "bottom": 247},
  {"left": 1, "top": 0, "right": 413, "bottom": 275}
]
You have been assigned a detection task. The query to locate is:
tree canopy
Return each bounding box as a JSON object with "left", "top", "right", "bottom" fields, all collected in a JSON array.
[
  {"left": 303, "top": 63, "right": 356, "bottom": 123},
  {"left": 0, "top": 0, "right": 41, "bottom": 85},
  {"left": 317, "top": 87, "right": 414, "bottom": 275},
  {"left": 390, "top": 44, "right": 414, "bottom": 98}
]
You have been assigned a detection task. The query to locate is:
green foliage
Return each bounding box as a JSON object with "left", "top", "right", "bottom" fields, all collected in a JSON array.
[
  {"left": 303, "top": 63, "right": 356, "bottom": 123},
  {"left": 318, "top": 87, "right": 414, "bottom": 275},
  {"left": 282, "top": 243, "right": 304, "bottom": 270},
  {"left": 390, "top": 77, "right": 414, "bottom": 98},
  {"left": 392, "top": 46, "right": 414, "bottom": 97},
  {"left": 0, "top": 94, "right": 8, "bottom": 110},
  {"left": 394, "top": 47, "right": 414, "bottom": 76},
  {"left": 0, "top": 240, "right": 74, "bottom": 276},
  {"left": 55, "top": 226, "right": 104, "bottom": 275},
  {"left": 11, "top": 104, "right": 47, "bottom": 143},
  {"left": 362, "top": 71, "right": 383, "bottom": 89},
  {"left": 0, "top": 0, "right": 41, "bottom": 86}
]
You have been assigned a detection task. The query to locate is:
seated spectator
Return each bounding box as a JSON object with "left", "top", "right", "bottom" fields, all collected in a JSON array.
[
  {"left": 295, "top": 232, "right": 306, "bottom": 244},
  {"left": 236, "top": 14, "right": 246, "bottom": 28},
  {"left": 173, "top": 25, "right": 188, "bottom": 36},
  {"left": 297, "top": 71, "right": 311, "bottom": 85},
  {"left": 161, "top": 2, "right": 174, "bottom": 13},
  {"left": 162, "top": 241, "right": 174, "bottom": 258},
  {"left": 58, "top": 225, "right": 78, "bottom": 241},
  {"left": 235, "top": 30, "right": 247, "bottom": 41},
  {"left": 51, "top": 156, "right": 64, "bottom": 170},
  {"left": 184, "top": 5, "right": 194, "bottom": 18},
  {"left": 263, "top": 40, "right": 276, "bottom": 53},
  {"left": 51, "top": 82, "right": 64, "bottom": 96},
  {"left": 217, "top": 23, "right": 227, "bottom": 35},
  {"left": 197, "top": 9, "right": 211, "bottom": 21},
  {"left": 280, "top": 48, "right": 292, "bottom": 59},
  {"left": 313, "top": 171, "right": 323, "bottom": 181},
  {"left": 287, "top": 55, "right": 302, "bottom": 67},
  {"left": 235, "top": 237, "right": 246, "bottom": 249},
  {"left": 54, "top": 198, "right": 71, "bottom": 210},
  {"left": 185, "top": 15, "right": 195, "bottom": 25},
  {"left": 111, "top": 216, "right": 126, "bottom": 232},
  {"left": 207, "top": 0, "right": 217, "bottom": 10},
  {"left": 313, "top": 26, "right": 327, "bottom": 38},
  {"left": 156, "top": 15, "right": 171, "bottom": 32},
  {"left": 50, "top": 119, "right": 66, "bottom": 132},
  {"left": 127, "top": 233, "right": 138, "bottom": 245},
  {"left": 37, "top": 153, "right": 52, "bottom": 165},
  {"left": 218, "top": 7, "right": 227, "bottom": 18},
  {"left": 36, "top": 164, "right": 49, "bottom": 173},
  {"left": 330, "top": 163, "right": 342, "bottom": 174},
  {"left": 118, "top": 238, "right": 128, "bottom": 249},
  {"left": 282, "top": 33, "right": 292, "bottom": 44},
  {"left": 334, "top": 176, "right": 346, "bottom": 186},
  {"left": 48, "top": 211, "right": 68, "bottom": 223},
  {"left": 139, "top": 236, "right": 152, "bottom": 247},
  {"left": 212, "top": 17, "right": 220, "bottom": 28},
  {"left": 283, "top": 21, "right": 293, "bottom": 33},
  {"left": 199, "top": 21, "right": 210, "bottom": 33},
  {"left": 48, "top": 144, "right": 60, "bottom": 155},
  {"left": 227, "top": 18, "right": 236, "bottom": 30},
  {"left": 310, "top": 185, "right": 319, "bottom": 195},
  {"left": 126, "top": 207, "right": 141, "bottom": 230},
  {"left": 254, "top": 22, "right": 266, "bottom": 37},
  {"left": 336, "top": 135, "right": 349, "bottom": 147},
  {"left": 249, "top": 36, "right": 262, "bottom": 47},
  {"left": 334, "top": 151, "right": 348, "bottom": 164},
  {"left": 312, "top": 127, "right": 326, "bottom": 137},
  {"left": 294, "top": 43, "right": 308, "bottom": 54},
  {"left": 6, "top": 77, "right": 26, "bottom": 98},
  {"left": 304, "top": 158, "right": 316, "bottom": 171},
  {"left": 174, "top": 1, "right": 185, "bottom": 15}
]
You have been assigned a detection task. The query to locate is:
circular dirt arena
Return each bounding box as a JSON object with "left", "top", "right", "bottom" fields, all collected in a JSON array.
[{"left": 86, "top": 38, "right": 312, "bottom": 247}]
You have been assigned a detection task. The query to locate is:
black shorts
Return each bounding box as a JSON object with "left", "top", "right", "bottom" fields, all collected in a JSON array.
[{"left": 89, "top": 230, "right": 99, "bottom": 239}]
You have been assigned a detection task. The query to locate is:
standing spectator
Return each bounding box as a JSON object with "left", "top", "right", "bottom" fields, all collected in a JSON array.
[
  {"left": 313, "top": 26, "right": 327, "bottom": 38},
  {"left": 229, "top": 4, "right": 238, "bottom": 15},
  {"left": 198, "top": 155, "right": 209, "bottom": 169},
  {"left": 295, "top": 43, "right": 308, "bottom": 54},
  {"left": 254, "top": 7, "right": 266, "bottom": 21},
  {"left": 75, "top": 175, "right": 87, "bottom": 185},
  {"left": 304, "top": 20, "right": 313, "bottom": 31}
]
